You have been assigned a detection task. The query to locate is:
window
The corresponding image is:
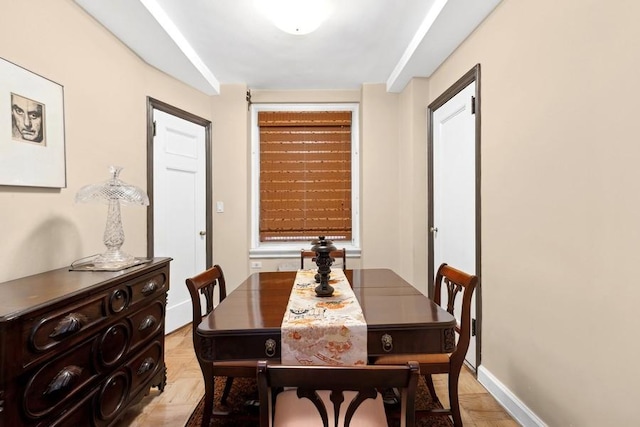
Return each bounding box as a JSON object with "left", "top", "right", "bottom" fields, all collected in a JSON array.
[{"left": 251, "top": 104, "right": 360, "bottom": 257}]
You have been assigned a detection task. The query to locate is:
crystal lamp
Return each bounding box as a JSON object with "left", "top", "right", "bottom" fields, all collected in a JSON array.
[{"left": 75, "top": 165, "right": 149, "bottom": 270}]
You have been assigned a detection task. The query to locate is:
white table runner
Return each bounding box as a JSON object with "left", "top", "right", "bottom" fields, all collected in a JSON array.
[{"left": 281, "top": 269, "right": 367, "bottom": 366}]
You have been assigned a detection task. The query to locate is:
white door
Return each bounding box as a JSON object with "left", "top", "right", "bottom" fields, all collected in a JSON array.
[
  {"left": 153, "top": 109, "right": 207, "bottom": 334},
  {"left": 432, "top": 81, "right": 477, "bottom": 368}
]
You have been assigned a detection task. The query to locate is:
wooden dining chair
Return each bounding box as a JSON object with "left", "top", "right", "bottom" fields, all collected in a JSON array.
[
  {"left": 186, "top": 265, "right": 258, "bottom": 427},
  {"left": 372, "top": 263, "right": 478, "bottom": 427},
  {"left": 300, "top": 248, "right": 347, "bottom": 270},
  {"left": 257, "top": 360, "right": 419, "bottom": 427}
]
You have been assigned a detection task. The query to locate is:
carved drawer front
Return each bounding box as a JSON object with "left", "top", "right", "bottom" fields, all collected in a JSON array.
[
  {"left": 39, "top": 388, "right": 98, "bottom": 427},
  {"left": 26, "top": 294, "right": 107, "bottom": 358},
  {"left": 96, "top": 369, "right": 130, "bottom": 422},
  {"left": 108, "top": 287, "right": 131, "bottom": 314},
  {"left": 97, "top": 321, "right": 131, "bottom": 367},
  {"left": 129, "top": 271, "right": 168, "bottom": 306},
  {"left": 127, "top": 298, "right": 165, "bottom": 352},
  {"left": 127, "top": 339, "right": 163, "bottom": 397},
  {"left": 23, "top": 338, "right": 99, "bottom": 420}
]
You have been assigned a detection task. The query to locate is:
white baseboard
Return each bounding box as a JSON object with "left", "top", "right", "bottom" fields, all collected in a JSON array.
[{"left": 477, "top": 365, "right": 547, "bottom": 427}]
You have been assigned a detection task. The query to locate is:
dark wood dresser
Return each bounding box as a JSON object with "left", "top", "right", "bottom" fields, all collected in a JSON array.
[{"left": 0, "top": 257, "right": 171, "bottom": 427}]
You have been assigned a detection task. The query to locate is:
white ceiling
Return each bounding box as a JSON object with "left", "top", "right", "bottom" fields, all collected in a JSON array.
[{"left": 74, "top": 0, "right": 502, "bottom": 95}]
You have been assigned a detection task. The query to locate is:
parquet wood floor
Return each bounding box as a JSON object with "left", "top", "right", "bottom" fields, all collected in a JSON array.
[{"left": 114, "top": 325, "right": 519, "bottom": 426}]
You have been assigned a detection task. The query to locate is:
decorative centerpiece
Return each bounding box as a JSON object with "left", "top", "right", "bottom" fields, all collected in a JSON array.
[
  {"left": 75, "top": 166, "right": 149, "bottom": 270},
  {"left": 311, "top": 236, "right": 336, "bottom": 297}
]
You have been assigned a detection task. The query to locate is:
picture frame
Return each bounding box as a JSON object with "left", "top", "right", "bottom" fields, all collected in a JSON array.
[{"left": 0, "top": 57, "right": 66, "bottom": 188}]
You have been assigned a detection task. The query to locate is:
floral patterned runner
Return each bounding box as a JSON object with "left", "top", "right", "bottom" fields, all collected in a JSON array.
[{"left": 281, "top": 269, "right": 367, "bottom": 366}]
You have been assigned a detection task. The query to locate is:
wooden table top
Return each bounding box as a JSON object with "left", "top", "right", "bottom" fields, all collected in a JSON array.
[{"left": 197, "top": 268, "right": 455, "bottom": 343}]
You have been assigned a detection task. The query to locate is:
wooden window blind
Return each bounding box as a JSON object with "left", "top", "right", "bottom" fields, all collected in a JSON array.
[{"left": 258, "top": 110, "right": 352, "bottom": 242}]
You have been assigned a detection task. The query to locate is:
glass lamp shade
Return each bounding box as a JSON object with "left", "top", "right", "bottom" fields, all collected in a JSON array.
[{"left": 75, "top": 166, "right": 149, "bottom": 270}]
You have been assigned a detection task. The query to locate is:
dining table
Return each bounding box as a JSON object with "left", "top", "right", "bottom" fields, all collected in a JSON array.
[
  {"left": 195, "top": 268, "right": 457, "bottom": 362},
  {"left": 193, "top": 268, "right": 457, "bottom": 425}
]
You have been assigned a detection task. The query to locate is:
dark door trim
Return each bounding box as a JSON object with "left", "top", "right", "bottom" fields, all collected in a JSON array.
[
  {"left": 427, "top": 63, "right": 482, "bottom": 369},
  {"left": 146, "top": 97, "right": 213, "bottom": 268}
]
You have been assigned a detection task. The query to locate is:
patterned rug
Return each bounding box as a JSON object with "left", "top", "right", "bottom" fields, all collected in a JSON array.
[{"left": 185, "top": 376, "right": 453, "bottom": 426}]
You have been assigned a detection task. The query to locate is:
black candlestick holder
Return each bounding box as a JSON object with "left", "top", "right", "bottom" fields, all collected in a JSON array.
[{"left": 311, "top": 236, "right": 336, "bottom": 297}]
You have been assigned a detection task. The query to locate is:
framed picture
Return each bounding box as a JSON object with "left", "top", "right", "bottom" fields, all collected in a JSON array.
[{"left": 0, "top": 57, "right": 66, "bottom": 188}]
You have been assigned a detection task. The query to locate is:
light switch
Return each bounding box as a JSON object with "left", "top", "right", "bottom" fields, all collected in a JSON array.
[{"left": 216, "top": 201, "right": 224, "bottom": 213}]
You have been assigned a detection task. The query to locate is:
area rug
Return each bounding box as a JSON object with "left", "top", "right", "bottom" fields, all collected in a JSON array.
[{"left": 185, "top": 376, "right": 453, "bottom": 427}]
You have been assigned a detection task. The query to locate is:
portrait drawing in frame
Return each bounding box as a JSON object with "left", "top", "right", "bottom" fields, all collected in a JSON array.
[{"left": 0, "top": 57, "right": 66, "bottom": 188}]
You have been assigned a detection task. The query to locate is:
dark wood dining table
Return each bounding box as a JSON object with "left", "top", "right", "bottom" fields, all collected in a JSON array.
[
  {"left": 193, "top": 268, "right": 456, "bottom": 426},
  {"left": 195, "top": 268, "right": 457, "bottom": 363}
]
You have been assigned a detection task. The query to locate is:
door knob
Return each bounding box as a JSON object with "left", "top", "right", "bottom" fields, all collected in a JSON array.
[
  {"left": 199, "top": 231, "right": 206, "bottom": 236},
  {"left": 429, "top": 227, "right": 438, "bottom": 233}
]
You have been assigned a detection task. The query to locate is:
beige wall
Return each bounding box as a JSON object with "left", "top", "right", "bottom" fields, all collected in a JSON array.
[
  {"left": 360, "top": 84, "right": 401, "bottom": 269},
  {"left": 398, "top": 78, "right": 430, "bottom": 293},
  {"left": 209, "top": 84, "right": 249, "bottom": 292},
  {"left": 424, "top": 0, "right": 640, "bottom": 424},
  {"left": 0, "top": 0, "right": 211, "bottom": 282}
]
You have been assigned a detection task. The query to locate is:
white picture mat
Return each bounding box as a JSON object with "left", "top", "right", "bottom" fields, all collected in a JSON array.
[{"left": 0, "top": 58, "right": 66, "bottom": 188}]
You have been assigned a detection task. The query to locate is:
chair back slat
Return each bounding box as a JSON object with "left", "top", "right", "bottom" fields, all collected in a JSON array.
[
  {"left": 257, "top": 361, "right": 419, "bottom": 427},
  {"left": 185, "top": 265, "right": 227, "bottom": 347},
  {"left": 434, "top": 263, "right": 478, "bottom": 364}
]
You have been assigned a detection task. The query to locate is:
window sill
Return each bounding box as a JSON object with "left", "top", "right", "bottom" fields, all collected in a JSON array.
[{"left": 249, "top": 244, "right": 361, "bottom": 259}]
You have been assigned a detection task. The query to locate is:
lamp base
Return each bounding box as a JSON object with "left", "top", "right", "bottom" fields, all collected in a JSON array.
[
  {"left": 70, "top": 252, "right": 150, "bottom": 272},
  {"left": 93, "top": 248, "right": 136, "bottom": 269}
]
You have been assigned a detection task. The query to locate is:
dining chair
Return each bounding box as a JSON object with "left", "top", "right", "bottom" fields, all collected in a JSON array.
[
  {"left": 372, "top": 263, "right": 478, "bottom": 427},
  {"left": 300, "top": 248, "right": 347, "bottom": 270},
  {"left": 186, "top": 265, "right": 258, "bottom": 427},
  {"left": 257, "top": 360, "right": 419, "bottom": 427}
]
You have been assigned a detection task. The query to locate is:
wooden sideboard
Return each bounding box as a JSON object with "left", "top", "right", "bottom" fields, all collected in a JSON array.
[{"left": 0, "top": 257, "right": 171, "bottom": 427}]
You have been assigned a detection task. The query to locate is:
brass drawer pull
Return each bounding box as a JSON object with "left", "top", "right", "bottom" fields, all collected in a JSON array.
[
  {"left": 44, "top": 365, "right": 82, "bottom": 395},
  {"left": 265, "top": 338, "right": 276, "bottom": 357},
  {"left": 381, "top": 334, "right": 393, "bottom": 353},
  {"left": 137, "top": 357, "right": 156, "bottom": 375},
  {"left": 138, "top": 315, "right": 157, "bottom": 331},
  {"left": 141, "top": 280, "right": 158, "bottom": 296},
  {"left": 49, "top": 313, "right": 88, "bottom": 340}
]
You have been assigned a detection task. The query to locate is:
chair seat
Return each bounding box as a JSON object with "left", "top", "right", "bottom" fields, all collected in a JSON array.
[{"left": 273, "top": 389, "right": 388, "bottom": 427}]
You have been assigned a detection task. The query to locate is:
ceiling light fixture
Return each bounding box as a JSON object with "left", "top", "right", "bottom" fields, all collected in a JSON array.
[{"left": 260, "top": 0, "right": 332, "bottom": 35}]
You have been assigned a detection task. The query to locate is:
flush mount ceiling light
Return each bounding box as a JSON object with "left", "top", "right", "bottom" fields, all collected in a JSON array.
[{"left": 259, "top": 0, "right": 333, "bottom": 35}]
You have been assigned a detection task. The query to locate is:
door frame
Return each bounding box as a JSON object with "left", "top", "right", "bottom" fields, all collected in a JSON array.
[
  {"left": 427, "top": 64, "right": 482, "bottom": 368},
  {"left": 146, "top": 97, "right": 213, "bottom": 268}
]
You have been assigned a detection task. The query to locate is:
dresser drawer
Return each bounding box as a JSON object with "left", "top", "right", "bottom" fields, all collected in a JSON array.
[
  {"left": 23, "top": 337, "right": 99, "bottom": 420},
  {"left": 24, "top": 293, "right": 109, "bottom": 363},
  {"left": 127, "top": 338, "right": 164, "bottom": 397},
  {"left": 128, "top": 270, "right": 168, "bottom": 306},
  {"left": 37, "top": 387, "right": 98, "bottom": 427},
  {"left": 127, "top": 297, "right": 165, "bottom": 352}
]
